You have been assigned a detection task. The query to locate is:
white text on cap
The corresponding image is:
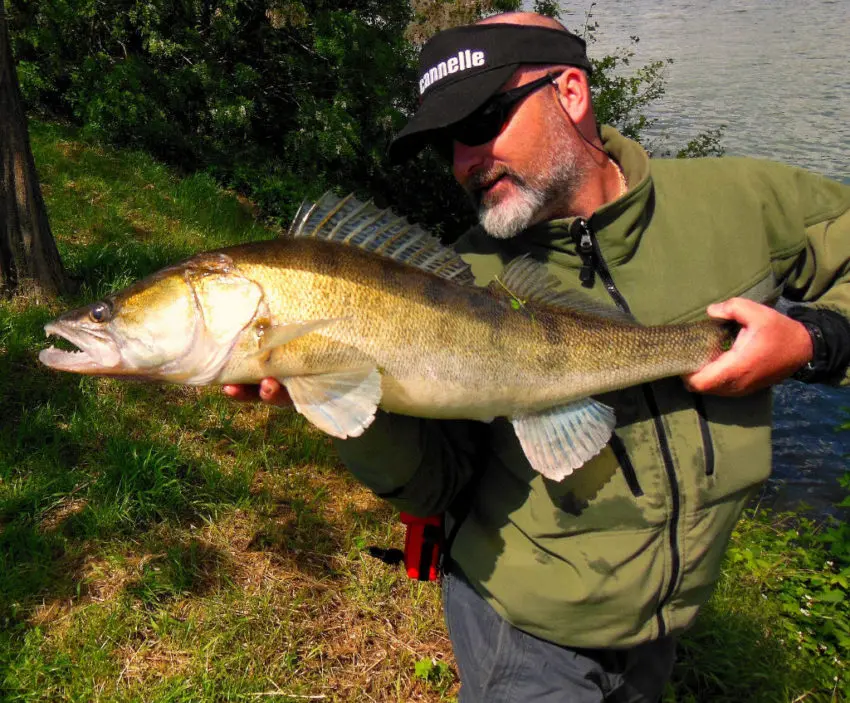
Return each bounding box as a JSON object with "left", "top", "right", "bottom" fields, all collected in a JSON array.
[{"left": 419, "top": 50, "right": 487, "bottom": 95}]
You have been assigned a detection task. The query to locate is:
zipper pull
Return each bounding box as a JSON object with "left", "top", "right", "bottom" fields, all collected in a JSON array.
[{"left": 573, "top": 218, "right": 596, "bottom": 288}]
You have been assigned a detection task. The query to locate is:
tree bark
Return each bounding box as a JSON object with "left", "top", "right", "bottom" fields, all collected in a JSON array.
[{"left": 0, "top": 3, "right": 71, "bottom": 297}]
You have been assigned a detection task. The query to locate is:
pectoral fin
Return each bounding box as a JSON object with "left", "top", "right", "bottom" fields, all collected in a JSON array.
[
  {"left": 511, "top": 398, "right": 616, "bottom": 481},
  {"left": 284, "top": 367, "right": 382, "bottom": 439},
  {"left": 249, "top": 319, "right": 340, "bottom": 357}
]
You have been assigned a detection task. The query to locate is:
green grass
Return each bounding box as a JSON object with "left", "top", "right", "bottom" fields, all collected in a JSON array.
[
  {"left": 0, "top": 120, "right": 847, "bottom": 701},
  {"left": 667, "top": 506, "right": 849, "bottom": 702}
]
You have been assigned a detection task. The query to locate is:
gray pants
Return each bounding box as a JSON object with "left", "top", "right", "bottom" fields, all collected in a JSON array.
[{"left": 442, "top": 569, "right": 676, "bottom": 703}]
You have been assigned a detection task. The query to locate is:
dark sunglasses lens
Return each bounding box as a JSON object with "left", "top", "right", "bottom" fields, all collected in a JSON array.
[
  {"left": 451, "top": 105, "right": 507, "bottom": 147},
  {"left": 433, "top": 73, "right": 559, "bottom": 153}
]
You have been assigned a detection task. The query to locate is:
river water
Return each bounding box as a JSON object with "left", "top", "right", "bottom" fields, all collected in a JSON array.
[
  {"left": 556, "top": 0, "right": 850, "bottom": 511},
  {"left": 563, "top": 0, "right": 850, "bottom": 183}
]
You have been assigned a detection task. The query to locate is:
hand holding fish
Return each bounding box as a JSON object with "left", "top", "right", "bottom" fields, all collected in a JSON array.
[
  {"left": 683, "top": 297, "right": 813, "bottom": 396},
  {"left": 223, "top": 379, "right": 291, "bottom": 407}
]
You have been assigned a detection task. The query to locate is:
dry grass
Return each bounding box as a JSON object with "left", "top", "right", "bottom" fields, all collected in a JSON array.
[{"left": 8, "top": 443, "right": 456, "bottom": 701}]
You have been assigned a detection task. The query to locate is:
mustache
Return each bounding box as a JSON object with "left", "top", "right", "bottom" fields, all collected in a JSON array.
[{"left": 465, "top": 165, "right": 528, "bottom": 206}]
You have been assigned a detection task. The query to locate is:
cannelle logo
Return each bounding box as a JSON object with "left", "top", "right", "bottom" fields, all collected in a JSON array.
[{"left": 419, "top": 49, "right": 486, "bottom": 94}]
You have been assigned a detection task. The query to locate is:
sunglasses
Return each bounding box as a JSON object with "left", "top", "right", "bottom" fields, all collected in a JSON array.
[{"left": 433, "top": 71, "right": 564, "bottom": 156}]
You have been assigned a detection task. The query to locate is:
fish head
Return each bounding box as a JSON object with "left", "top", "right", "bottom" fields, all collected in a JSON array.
[
  {"left": 39, "top": 266, "right": 200, "bottom": 379},
  {"left": 39, "top": 253, "right": 265, "bottom": 384}
]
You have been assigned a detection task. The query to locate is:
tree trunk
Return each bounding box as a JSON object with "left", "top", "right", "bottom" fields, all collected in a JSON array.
[{"left": 0, "top": 3, "right": 71, "bottom": 298}]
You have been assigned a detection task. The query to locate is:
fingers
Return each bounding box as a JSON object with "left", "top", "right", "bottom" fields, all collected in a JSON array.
[
  {"left": 684, "top": 299, "right": 754, "bottom": 394},
  {"left": 258, "top": 378, "right": 292, "bottom": 406},
  {"left": 222, "top": 379, "right": 292, "bottom": 407},
  {"left": 222, "top": 384, "right": 261, "bottom": 402},
  {"left": 705, "top": 297, "right": 760, "bottom": 324},
  {"left": 683, "top": 354, "right": 749, "bottom": 395}
]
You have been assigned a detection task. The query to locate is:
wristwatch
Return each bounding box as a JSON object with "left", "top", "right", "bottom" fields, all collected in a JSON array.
[{"left": 792, "top": 319, "right": 828, "bottom": 383}]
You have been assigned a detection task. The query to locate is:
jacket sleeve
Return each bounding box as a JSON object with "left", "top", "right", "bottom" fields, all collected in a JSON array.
[
  {"left": 769, "top": 166, "right": 850, "bottom": 384},
  {"left": 333, "top": 411, "right": 480, "bottom": 516}
]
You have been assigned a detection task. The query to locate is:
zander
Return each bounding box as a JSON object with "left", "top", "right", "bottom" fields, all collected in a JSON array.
[{"left": 39, "top": 192, "right": 732, "bottom": 480}]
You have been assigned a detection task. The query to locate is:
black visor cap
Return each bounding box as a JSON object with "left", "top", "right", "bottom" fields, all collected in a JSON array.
[{"left": 389, "top": 24, "right": 592, "bottom": 162}]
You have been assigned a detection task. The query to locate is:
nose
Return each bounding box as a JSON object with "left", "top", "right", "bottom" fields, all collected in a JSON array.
[{"left": 452, "top": 141, "right": 489, "bottom": 185}]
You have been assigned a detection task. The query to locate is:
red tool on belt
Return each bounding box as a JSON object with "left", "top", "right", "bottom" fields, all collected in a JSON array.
[
  {"left": 400, "top": 512, "right": 442, "bottom": 581},
  {"left": 366, "top": 512, "right": 443, "bottom": 581}
]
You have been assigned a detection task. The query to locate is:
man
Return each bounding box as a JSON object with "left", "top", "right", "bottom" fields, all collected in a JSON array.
[{"left": 226, "top": 12, "right": 850, "bottom": 702}]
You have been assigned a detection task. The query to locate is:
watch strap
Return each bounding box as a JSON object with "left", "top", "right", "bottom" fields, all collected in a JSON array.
[
  {"left": 787, "top": 305, "right": 850, "bottom": 384},
  {"left": 792, "top": 320, "right": 827, "bottom": 382}
]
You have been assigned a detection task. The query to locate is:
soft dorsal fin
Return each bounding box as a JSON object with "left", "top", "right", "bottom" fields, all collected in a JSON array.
[
  {"left": 288, "top": 191, "right": 475, "bottom": 285},
  {"left": 489, "top": 256, "right": 636, "bottom": 323}
]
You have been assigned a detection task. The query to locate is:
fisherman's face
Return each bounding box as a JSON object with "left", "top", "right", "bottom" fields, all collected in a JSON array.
[{"left": 451, "top": 69, "right": 584, "bottom": 239}]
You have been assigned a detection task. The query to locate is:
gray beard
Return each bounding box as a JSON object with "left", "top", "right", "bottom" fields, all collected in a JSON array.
[
  {"left": 469, "top": 121, "right": 583, "bottom": 239},
  {"left": 477, "top": 176, "right": 546, "bottom": 240}
]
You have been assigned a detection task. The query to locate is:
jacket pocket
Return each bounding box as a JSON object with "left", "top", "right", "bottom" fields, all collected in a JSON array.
[
  {"left": 610, "top": 432, "right": 643, "bottom": 497},
  {"left": 692, "top": 394, "right": 715, "bottom": 476}
]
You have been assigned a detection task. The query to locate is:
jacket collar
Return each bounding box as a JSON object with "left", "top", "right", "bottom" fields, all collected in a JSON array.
[{"left": 461, "top": 126, "right": 654, "bottom": 267}]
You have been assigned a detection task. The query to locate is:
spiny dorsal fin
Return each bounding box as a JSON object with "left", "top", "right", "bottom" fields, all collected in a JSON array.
[
  {"left": 490, "top": 256, "right": 636, "bottom": 323},
  {"left": 288, "top": 191, "right": 475, "bottom": 285}
]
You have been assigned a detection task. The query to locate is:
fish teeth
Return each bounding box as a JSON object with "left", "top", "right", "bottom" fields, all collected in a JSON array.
[{"left": 44, "top": 343, "right": 86, "bottom": 356}]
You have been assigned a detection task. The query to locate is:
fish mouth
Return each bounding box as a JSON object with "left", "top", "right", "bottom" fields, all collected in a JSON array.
[{"left": 39, "top": 322, "right": 123, "bottom": 373}]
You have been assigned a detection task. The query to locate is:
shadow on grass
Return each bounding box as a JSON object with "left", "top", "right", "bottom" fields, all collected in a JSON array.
[
  {"left": 124, "top": 538, "right": 236, "bottom": 607},
  {"left": 0, "top": 359, "right": 349, "bottom": 699},
  {"left": 247, "top": 502, "right": 348, "bottom": 582},
  {"left": 67, "top": 237, "right": 196, "bottom": 300},
  {"left": 0, "top": 309, "right": 245, "bottom": 604},
  {"left": 31, "top": 118, "right": 273, "bottom": 306}
]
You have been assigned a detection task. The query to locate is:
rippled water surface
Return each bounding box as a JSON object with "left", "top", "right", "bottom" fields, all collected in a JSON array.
[
  {"left": 561, "top": 0, "right": 850, "bottom": 184},
  {"left": 772, "top": 382, "right": 850, "bottom": 513},
  {"left": 558, "top": 0, "right": 850, "bottom": 508}
]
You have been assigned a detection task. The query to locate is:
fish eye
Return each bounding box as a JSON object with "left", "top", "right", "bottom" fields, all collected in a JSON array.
[{"left": 89, "top": 302, "right": 111, "bottom": 323}]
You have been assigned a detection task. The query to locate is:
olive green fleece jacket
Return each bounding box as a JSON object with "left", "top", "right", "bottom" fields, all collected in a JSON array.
[{"left": 334, "top": 126, "right": 850, "bottom": 648}]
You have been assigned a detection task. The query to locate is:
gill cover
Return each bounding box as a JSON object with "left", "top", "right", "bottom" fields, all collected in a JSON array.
[{"left": 159, "top": 253, "right": 265, "bottom": 384}]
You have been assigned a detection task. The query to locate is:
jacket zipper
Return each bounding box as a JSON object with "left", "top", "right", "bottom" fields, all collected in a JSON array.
[
  {"left": 642, "top": 387, "right": 680, "bottom": 638},
  {"left": 571, "top": 216, "right": 680, "bottom": 638},
  {"left": 572, "top": 218, "right": 631, "bottom": 311}
]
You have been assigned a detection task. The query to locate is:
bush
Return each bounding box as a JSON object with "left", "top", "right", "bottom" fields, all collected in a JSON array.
[{"left": 9, "top": 1, "right": 718, "bottom": 239}]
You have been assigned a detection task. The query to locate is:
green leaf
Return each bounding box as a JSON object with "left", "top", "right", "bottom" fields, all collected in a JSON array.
[
  {"left": 819, "top": 589, "right": 846, "bottom": 603},
  {"left": 414, "top": 658, "right": 434, "bottom": 680}
]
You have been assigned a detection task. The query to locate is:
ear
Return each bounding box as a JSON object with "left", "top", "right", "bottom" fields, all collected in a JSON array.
[{"left": 551, "top": 67, "right": 592, "bottom": 125}]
